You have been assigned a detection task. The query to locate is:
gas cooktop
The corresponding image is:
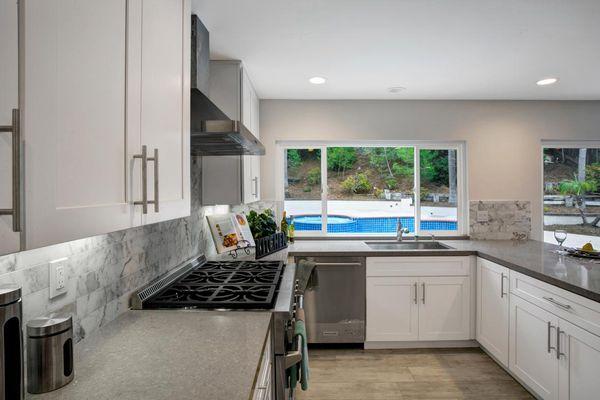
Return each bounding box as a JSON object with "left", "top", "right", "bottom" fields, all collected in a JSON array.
[{"left": 144, "top": 260, "right": 285, "bottom": 310}]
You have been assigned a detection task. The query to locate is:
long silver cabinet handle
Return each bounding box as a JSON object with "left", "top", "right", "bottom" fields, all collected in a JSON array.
[
  {"left": 0, "top": 109, "right": 21, "bottom": 232},
  {"left": 547, "top": 322, "right": 556, "bottom": 354},
  {"left": 543, "top": 297, "right": 572, "bottom": 311},
  {"left": 422, "top": 283, "right": 426, "bottom": 304},
  {"left": 556, "top": 328, "right": 566, "bottom": 359},
  {"left": 413, "top": 282, "right": 418, "bottom": 304},
  {"left": 253, "top": 176, "right": 258, "bottom": 198},
  {"left": 133, "top": 146, "right": 149, "bottom": 214},
  {"left": 133, "top": 146, "right": 159, "bottom": 214},
  {"left": 500, "top": 273, "right": 506, "bottom": 298},
  {"left": 148, "top": 148, "right": 159, "bottom": 212}
]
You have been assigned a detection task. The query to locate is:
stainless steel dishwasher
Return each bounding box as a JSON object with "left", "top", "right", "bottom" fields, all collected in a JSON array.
[{"left": 294, "top": 256, "right": 365, "bottom": 343}]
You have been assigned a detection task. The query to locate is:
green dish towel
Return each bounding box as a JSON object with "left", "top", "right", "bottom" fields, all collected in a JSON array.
[
  {"left": 287, "top": 319, "right": 310, "bottom": 391},
  {"left": 296, "top": 259, "right": 318, "bottom": 293}
]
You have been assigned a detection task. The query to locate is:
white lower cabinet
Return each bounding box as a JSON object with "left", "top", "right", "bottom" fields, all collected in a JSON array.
[
  {"left": 508, "top": 273, "right": 600, "bottom": 400},
  {"left": 558, "top": 319, "right": 600, "bottom": 400},
  {"left": 366, "top": 257, "right": 473, "bottom": 343},
  {"left": 419, "top": 276, "right": 471, "bottom": 341},
  {"left": 510, "top": 294, "right": 560, "bottom": 400},
  {"left": 366, "top": 277, "right": 419, "bottom": 341},
  {"left": 476, "top": 258, "right": 510, "bottom": 367}
]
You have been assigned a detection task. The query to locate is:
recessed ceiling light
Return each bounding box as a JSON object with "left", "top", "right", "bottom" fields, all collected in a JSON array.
[
  {"left": 388, "top": 86, "right": 406, "bottom": 94},
  {"left": 309, "top": 76, "right": 326, "bottom": 85},
  {"left": 536, "top": 78, "right": 559, "bottom": 86}
]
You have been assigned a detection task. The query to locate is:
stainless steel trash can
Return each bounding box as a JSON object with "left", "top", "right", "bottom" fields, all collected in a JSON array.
[
  {"left": 0, "top": 285, "right": 24, "bottom": 400},
  {"left": 26, "top": 316, "right": 74, "bottom": 394}
]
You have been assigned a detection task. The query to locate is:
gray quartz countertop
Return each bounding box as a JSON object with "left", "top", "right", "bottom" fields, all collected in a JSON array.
[
  {"left": 26, "top": 310, "right": 271, "bottom": 400},
  {"left": 287, "top": 239, "right": 600, "bottom": 302}
]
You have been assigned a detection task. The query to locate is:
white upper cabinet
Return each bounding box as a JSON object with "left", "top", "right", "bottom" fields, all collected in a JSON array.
[
  {"left": 476, "top": 258, "right": 510, "bottom": 367},
  {"left": 23, "top": 0, "right": 190, "bottom": 249},
  {"left": 136, "top": 0, "right": 190, "bottom": 224},
  {"left": 0, "top": 0, "right": 20, "bottom": 254},
  {"left": 203, "top": 60, "right": 260, "bottom": 205},
  {"left": 24, "top": 0, "right": 134, "bottom": 248}
]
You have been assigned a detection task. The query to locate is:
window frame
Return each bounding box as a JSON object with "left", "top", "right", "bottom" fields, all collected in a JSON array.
[
  {"left": 276, "top": 140, "right": 468, "bottom": 237},
  {"left": 541, "top": 140, "right": 600, "bottom": 242}
]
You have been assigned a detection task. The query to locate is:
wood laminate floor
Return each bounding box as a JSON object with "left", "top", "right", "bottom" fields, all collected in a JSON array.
[{"left": 295, "top": 347, "right": 534, "bottom": 400}]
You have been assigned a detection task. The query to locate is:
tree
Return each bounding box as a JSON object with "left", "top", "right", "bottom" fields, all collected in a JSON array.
[
  {"left": 578, "top": 148, "right": 587, "bottom": 181},
  {"left": 559, "top": 177, "right": 599, "bottom": 227},
  {"left": 327, "top": 147, "right": 357, "bottom": 174},
  {"left": 448, "top": 150, "right": 457, "bottom": 204}
]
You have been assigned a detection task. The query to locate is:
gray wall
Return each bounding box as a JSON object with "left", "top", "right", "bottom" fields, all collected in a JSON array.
[{"left": 259, "top": 100, "right": 600, "bottom": 240}]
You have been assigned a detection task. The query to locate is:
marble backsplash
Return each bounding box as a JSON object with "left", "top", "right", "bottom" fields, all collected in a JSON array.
[
  {"left": 469, "top": 200, "right": 531, "bottom": 240},
  {"left": 0, "top": 157, "right": 278, "bottom": 342}
]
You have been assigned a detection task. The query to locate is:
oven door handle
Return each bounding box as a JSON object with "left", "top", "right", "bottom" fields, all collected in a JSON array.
[
  {"left": 284, "top": 335, "right": 303, "bottom": 369},
  {"left": 311, "top": 262, "right": 362, "bottom": 267}
]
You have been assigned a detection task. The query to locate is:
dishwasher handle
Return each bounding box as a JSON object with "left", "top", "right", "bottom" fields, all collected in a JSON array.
[{"left": 311, "top": 262, "right": 363, "bottom": 267}]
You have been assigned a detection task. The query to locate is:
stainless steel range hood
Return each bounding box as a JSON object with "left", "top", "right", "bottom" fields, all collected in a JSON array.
[{"left": 190, "top": 15, "right": 265, "bottom": 156}]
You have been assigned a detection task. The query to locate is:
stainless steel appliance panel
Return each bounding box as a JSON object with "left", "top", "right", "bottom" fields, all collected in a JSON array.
[{"left": 295, "top": 257, "right": 365, "bottom": 344}]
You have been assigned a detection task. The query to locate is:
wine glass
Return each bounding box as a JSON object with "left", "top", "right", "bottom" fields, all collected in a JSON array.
[{"left": 554, "top": 230, "right": 568, "bottom": 250}]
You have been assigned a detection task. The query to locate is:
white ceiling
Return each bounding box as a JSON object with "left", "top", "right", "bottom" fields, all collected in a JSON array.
[{"left": 192, "top": 0, "right": 600, "bottom": 100}]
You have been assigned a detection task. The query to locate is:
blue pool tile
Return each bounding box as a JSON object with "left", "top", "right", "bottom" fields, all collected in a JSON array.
[{"left": 290, "top": 215, "right": 456, "bottom": 233}]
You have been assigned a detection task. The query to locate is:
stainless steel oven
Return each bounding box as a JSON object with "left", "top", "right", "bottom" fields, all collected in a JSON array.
[{"left": 294, "top": 256, "right": 365, "bottom": 344}]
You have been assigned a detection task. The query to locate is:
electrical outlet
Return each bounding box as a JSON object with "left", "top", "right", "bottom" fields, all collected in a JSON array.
[
  {"left": 476, "top": 210, "right": 490, "bottom": 222},
  {"left": 49, "top": 258, "right": 68, "bottom": 299}
]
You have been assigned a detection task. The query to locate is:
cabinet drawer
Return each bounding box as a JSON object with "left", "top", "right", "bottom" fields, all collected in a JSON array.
[
  {"left": 253, "top": 331, "right": 272, "bottom": 400},
  {"left": 367, "top": 256, "right": 471, "bottom": 277},
  {"left": 510, "top": 271, "right": 600, "bottom": 337}
]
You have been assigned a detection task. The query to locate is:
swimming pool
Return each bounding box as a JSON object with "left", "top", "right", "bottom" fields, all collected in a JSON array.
[{"left": 290, "top": 215, "right": 457, "bottom": 233}]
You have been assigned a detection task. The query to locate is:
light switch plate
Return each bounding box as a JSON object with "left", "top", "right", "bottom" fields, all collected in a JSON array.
[
  {"left": 49, "top": 257, "right": 68, "bottom": 299},
  {"left": 476, "top": 210, "right": 490, "bottom": 222}
]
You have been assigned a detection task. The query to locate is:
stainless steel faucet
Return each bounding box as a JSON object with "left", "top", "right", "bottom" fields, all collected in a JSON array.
[{"left": 396, "top": 219, "right": 409, "bottom": 241}]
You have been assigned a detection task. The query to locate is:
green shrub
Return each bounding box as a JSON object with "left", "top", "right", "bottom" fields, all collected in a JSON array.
[
  {"left": 384, "top": 177, "right": 398, "bottom": 190},
  {"left": 307, "top": 167, "right": 321, "bottom": 186},
  {"left": 420, "top": 150, "right": 450, "bottom": 185},
  {"left": 559, "top": 178, "right": 597, "bottom": 196},
  {"left": 303, "top": 186, "right": 312, "bottom": 193},
  {"left": 587, "top": 163, "right": 600, "bottom": 186},
  {"left": 287, "top": 149, "right": 302, "bottom": 170},
  {"left": 327, "top": 147, "right": 357, "bottom": 172},
  {"left": 341, "top": 173, "right": 371, "bottom": 194},
  {"left": 391, "top": 163, "right": 413, "bottom": 177}
]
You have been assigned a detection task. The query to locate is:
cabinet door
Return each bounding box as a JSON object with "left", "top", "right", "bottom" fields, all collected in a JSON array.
[
  {"left": 241, "top": 68, "right": 259, "bottom": 204},
  {"left": 558, "top": 319, "right": 600, "bottom": 400},
  {"left": 510, "top": 294, "right": 559, "bottom": 400},
  {"left": 418, "top": 276, "right": 471, "bottom": 341},
  {"left": 0, "top": 0, "right": 20, "bottom": 254},
  {"left": 24, "top": 0, "right": 137, "bottom": 248},
  {"left": 139, "top": 0, "right": 190, "bottom": 224},
  {"left": 366, "top": 277, "right": 419, "bottom": 341},
  {"left": 250, "top": 86, "right": 260, "bottom": 201},
  {"left": 477, "top": 259, "right": 510, "bottom": 366}
]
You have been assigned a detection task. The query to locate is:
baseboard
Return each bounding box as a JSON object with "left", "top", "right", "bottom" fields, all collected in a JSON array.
[{"left": 364, "top": 340, "right": 479, "bottom": 349}]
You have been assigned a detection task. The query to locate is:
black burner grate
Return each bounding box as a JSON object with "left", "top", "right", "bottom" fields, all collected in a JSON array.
[{"left": 144, "top": 260, "right": 285, "bottom": 309}]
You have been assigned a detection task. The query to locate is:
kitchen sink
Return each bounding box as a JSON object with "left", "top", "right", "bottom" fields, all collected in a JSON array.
[{"left": 364, "top": 241, "right": 453, "bottom": 250}]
